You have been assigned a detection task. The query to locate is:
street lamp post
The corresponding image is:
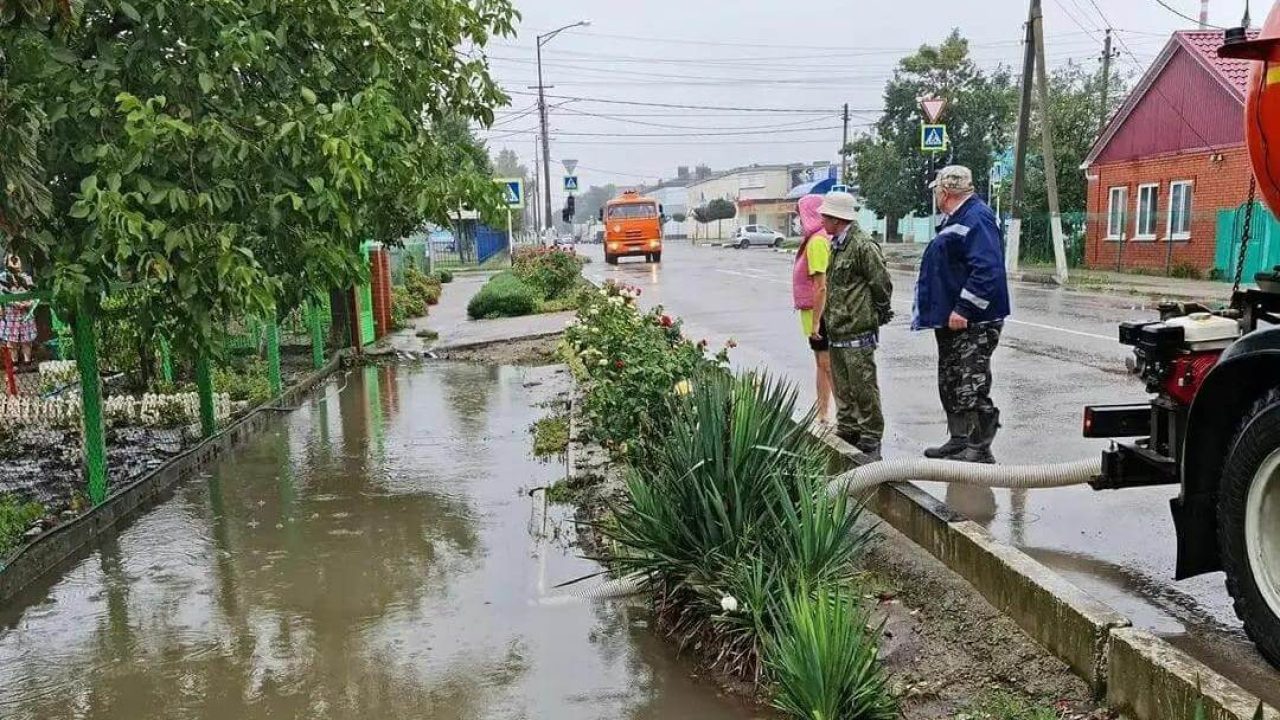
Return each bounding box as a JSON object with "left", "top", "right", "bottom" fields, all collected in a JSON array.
[{"left": 535, "top": 20, "right": 589, "bottom": 234}]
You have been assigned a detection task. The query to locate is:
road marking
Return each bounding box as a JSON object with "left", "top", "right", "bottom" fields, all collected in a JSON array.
[
  {"left": 886, "top": 300, "right": 1114, "bottom": 341},
  {"left": 715, "top": 269, "right": 787, "bottom": 285},
  {"left": 1005, "top": 318, "right": 1113, "bottom": 341}
]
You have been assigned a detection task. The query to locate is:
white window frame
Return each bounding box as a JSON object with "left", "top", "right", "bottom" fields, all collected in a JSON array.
[
  {"left": 1134, "top": 183, "right": 1159, "bottom": 240},
  {"left": 1106, "top": 186, "right": 1128, "bottom": 241},
  {"left": 1167, "top": 180, "right": 1193, "bottom": 241}
]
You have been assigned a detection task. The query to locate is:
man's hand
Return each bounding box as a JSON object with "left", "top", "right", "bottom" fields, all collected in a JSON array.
[
  {"left": 809, "top": 333, "right": 824, "bottom": 343},
  {"left": 948, "top": 311, "right": 969, "bottom": 331}
]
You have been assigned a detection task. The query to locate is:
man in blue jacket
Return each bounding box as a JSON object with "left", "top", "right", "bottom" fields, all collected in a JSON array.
[{"left": 914, "top": 166, "right": 1011, "bottom": 464}]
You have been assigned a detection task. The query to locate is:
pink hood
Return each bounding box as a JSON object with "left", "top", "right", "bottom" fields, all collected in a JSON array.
[{"left": 797, "top": 194, "right": 825, "bottom": 239}]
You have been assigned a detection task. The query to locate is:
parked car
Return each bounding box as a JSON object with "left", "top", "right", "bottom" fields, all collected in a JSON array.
[
  {"left": 429, "top": 230, "right": 456, "bottom": 253},
  {"left": 732, "top": 225, "right": 786, "bottom": 249}
]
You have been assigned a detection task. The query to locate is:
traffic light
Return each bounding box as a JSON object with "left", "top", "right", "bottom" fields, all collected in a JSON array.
[
  {"left": 566, "top": 195, "right": 576, "bottom": 218},
  {"left": 561, "top": 207, "right": 570, "bottom": 223}
]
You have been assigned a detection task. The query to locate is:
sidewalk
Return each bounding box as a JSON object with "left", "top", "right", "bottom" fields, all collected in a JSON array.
[
  {"left": 386, "top": 272, "right": 573, "bottom": 352},
  {"left": 879, "top": 244, "right": 1233, "bottom": 305}
]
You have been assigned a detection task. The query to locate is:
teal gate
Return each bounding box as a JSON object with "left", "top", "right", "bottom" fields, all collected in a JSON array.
[{"left": 1216, "top": 202, "right": 1280, "bottom": 281}]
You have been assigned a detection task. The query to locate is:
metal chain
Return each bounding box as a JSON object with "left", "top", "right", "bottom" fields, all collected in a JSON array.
[{"left": 1232, "top": 176, "right": 1259, "bottom": 296}]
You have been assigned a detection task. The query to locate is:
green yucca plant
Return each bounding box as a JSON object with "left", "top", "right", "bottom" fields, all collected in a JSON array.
[
  {"left": 764, "top": 584, "right": 897, "bottom": 720},
  {"left": 603, "top": 370, "right": 885, "bottom": 697}
]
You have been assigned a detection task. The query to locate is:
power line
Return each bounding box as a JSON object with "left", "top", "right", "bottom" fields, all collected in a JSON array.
[
  {"left": 478, "top": 124, "right": 855, "bottom": 138},
  {"left": 1051, "top": 0, "right": 1104, "bottom": 40},
  {"left": 510, "top": 27, "right": 1099, "bottom": 52},
  {"left": 1152, "top": 0, "right": 1225, "bottom": 28},
  {"left": 1081, "top": 0, "right": 1221, "bottom": 151},
  {"left": 503, "top": 90, "right": 834, "bottom": 114},
  {"left": 557, "top": 106, "right": 844, "bottom": 131}
]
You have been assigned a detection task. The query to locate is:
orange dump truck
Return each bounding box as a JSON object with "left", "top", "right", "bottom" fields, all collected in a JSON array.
[{"left": 599, "top": 190, "right": 664, "bottom": 265}]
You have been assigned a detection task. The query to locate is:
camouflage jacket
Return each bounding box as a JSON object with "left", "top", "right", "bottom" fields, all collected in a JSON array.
[{"left": 822, "top": 229, "right": 894, "bottom": 340}]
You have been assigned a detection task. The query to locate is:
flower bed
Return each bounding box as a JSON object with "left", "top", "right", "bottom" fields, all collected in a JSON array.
[
  {"left": 468, "top": 247, "right": 587, "bottom": 320},
  {"left": 560, "top": 281, "right": 895, "bottom": 719}
]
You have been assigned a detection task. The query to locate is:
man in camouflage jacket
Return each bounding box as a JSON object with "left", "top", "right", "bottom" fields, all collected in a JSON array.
[{"left": 818, "top": 191, "right": 894, "bottom": 458}]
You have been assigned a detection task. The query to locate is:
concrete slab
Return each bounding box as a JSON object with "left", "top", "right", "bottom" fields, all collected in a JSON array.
[{"left": 1107, "top": 627, "right": 1279, "bottom": 720}]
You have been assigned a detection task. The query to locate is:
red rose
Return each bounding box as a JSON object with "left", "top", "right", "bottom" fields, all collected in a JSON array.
[
  {"left": 660, "top": 315, "right": 673, "bottom": 327},
  {"left": 727, "top": 339, "right": 738, "bottom": 349},
  {"left": 615, "top": 360, "right": 625, "bottom": 369}
]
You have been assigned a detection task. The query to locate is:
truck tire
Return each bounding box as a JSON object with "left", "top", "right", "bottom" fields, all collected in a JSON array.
[
  {"left": 1219, "top": 389, "right": 1280, "bottom": 667},
  {"left": 605, "top": 253, "right": 618, "bottom": 265},
  {"left": 652, "top": 252, "right": 662, "bottom": 263}
]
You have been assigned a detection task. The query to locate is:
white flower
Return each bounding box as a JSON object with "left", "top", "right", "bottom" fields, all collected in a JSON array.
[
  {"left": 608, "top": 296, "right": 625, "bottom": 306},
  {"left": 597, "top": 358, "right": 608, "bottom": 366},
  {"left": 589, "top": 307, "right": 600, "bottom": 316},
  {"left": 720, "top": 595, "right": 739, "bottom": 613}
]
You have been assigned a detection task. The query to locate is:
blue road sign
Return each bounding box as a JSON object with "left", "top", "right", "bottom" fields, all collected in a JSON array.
[
  {"left": 495, "top": 177, "right": 524, "bottom": 209},
  {"left": 563, "top": 175, "right": 579, "bottom": 192},
  {"left": 920, "top": 124, "right": 947, "bottom": 152}
]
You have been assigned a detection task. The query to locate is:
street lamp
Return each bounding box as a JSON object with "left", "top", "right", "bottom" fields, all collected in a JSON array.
[{"left": 535, "top": 20, "right": 589, "bottom": 233}]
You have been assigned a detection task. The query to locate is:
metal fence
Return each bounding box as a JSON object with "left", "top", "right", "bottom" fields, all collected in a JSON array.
[{"left": 0, "top": 291, "right": 339, "bottom": 522}]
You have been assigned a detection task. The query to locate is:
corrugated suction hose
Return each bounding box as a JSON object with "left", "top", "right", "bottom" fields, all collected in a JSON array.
[{"left": 826, "top": 457, "right": 1102, "bottom": 498}]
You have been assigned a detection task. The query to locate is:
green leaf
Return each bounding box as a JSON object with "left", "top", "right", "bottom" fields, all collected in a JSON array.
[
  {"left": 119, "top": 1, "right": 141, "bottom": 22},
  {"left": 300, "top": 87, "right": 318, "bottom": 105},
  {"left": 80, "top": 175, "right": 99, "bottom": 198},
  {"left": 306, "top": 177, "right": 325, "bottom": 193},
  {"left": 198, "top": 73, "right": 214, "bottom": 94}
]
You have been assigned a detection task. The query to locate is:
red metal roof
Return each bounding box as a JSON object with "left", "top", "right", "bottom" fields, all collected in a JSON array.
[{"left": 1174, "top": 29, "right": 1261, "bottom": 98}]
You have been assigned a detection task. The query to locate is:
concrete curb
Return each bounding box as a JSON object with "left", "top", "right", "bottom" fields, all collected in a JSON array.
[
  {"left": 1108, "top": 627, "right": 1280, "bottom": 720},
  {"left": 815, "top": 435, "right": 1278, "bottom": 716},
  {"left": 0, "top": 352, "right": 347, "bottom": 605},
  {"left": 428, "top": 330, "right": 564, "bottom": 355}
]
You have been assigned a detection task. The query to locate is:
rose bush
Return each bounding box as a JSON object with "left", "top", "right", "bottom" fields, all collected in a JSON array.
[
  {"left": 512, "top": 246, "right": 585, "bottom": 301},
  {"left": 563, "top": 280, "right": 727, "bottom": 455}
]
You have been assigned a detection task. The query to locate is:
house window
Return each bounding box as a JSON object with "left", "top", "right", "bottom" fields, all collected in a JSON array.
[
  {"left": 1135, "top": 184, "right": 1159, "bottom": 239},
  {"left": 1168, "top": 180, "right": 1193, "bottom": 240},
  {"left": 1106, "top": 187, "right": 1127, "bottom": 240}
]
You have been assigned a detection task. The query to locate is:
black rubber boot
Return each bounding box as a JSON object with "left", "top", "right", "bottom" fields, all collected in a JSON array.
[
  {"left": 924, "top": 413, "right": 970, "bottom": 459},
  {"left": 854, "top": 437, "right": 882, "bottom": 462},
  {"left": 954, "top": 409, "right": 1000, "bottom": 464}
]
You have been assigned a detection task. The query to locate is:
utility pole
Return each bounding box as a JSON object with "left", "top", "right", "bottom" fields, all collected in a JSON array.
[
  {"left": 1098, "top": 29, "right": 1118, "bottom": 137},
  {"left": 841, "top": 103, "right": 851, "bottom": 183},
  {"left": 533, "top": 21, "right": 589, "bottom": 236},
  {"left": 1006, "top": 0, "right": 1039, "bottom": 274},
  {"left": 1199, "top": 0, "right": 1210, "bottom": 29},
  {"left": 535, "top": 41, "right": 553, "bottom": 234},
  {"left": 1033, "top": 3, "right": 1070, "bottom": 283}
]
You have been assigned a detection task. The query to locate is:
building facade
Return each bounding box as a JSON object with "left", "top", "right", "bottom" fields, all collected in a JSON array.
[
  {"left": 1082, "top": 30, "right": 1258, "bottom": 274},
  {"left": 686, "top": 162, "right": 835, "bottom": 242}
]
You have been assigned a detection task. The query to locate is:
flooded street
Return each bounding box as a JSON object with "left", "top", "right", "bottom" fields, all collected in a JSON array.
[{"left": 0, "top": 363, "right": 760, "bottom": 720}]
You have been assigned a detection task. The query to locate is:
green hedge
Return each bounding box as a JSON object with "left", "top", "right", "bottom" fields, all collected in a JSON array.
[{"left": 466, "top": 272, "right": 539, "bottom": 319}]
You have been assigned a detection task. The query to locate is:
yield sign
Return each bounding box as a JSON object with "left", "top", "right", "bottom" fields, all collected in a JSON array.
[{"left": 920, "top": 97, "right": 947, "bottom": 124}]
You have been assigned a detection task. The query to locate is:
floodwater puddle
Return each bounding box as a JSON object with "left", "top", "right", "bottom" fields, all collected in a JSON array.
[{"left": 0, "top": 362, "right": 762, "bottom": 720}]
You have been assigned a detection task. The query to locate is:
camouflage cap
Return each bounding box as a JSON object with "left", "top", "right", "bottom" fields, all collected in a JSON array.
[{"left": 929, "top": 165, "right": 974, "bottom": 193}]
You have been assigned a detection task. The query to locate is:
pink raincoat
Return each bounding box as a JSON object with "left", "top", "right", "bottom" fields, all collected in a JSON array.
[{"left": 792, "top": 194, "right": 827, "bottom": 310}]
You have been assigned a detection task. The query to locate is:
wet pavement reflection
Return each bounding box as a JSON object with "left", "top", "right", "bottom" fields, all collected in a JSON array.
[{"left": 0, "top": 363, "right": 761, "bottom": 720}]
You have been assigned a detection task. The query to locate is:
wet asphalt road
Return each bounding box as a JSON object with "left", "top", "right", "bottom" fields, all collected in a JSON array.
[{"left": 582, "top": 241, "right": 1280, "bottom": 704}]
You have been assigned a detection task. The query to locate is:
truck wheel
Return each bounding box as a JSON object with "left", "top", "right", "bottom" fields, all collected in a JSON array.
[
  {"left": 1219, "top": 389, "right": 1280, "bottom": 667},
  {"left": 652, "top": 252, "right": 662, "bottom": 263},
  {"left": 605, "top": 253, "right": 618, "bottom": 265}
]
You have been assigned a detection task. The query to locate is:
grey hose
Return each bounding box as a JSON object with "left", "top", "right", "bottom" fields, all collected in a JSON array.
[
  {"left": 537, "top": 574, "right": 647, "bottom": 606},
  {"left": 827, "top": 457, "right": 1102, "bottom": 498}
]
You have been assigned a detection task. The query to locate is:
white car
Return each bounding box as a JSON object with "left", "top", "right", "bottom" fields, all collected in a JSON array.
[{"left": 732, "top": 225, "right": 786, "bottom": 249}]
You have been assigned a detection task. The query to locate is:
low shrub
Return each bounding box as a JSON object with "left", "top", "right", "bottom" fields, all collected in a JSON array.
[
  {"left": 513, "top": 246, "right": 584, "bottom": 300},
  {"left": 563, "top": 281, "right": 728, "bottom": 454},
  {"left": 1170, "top": 261, "right": 1203, "bottom": 280},
  {"left": 214, "top": 358, "right": 272, "bottom": 405},
  {"left": 437, "top": 268, "right": 454, "bottom": 284},
  {"left": 0, "top": 495, "right": 44, "bottom": 556},
  {"left": 405, "top": 264, "right": 443, "bottom": 307},
  {"left": 467, "top": 272, "right": 539, "bottom": 319},
  {"left": 392, "top": 287, "right": 428, "bottom": 329}
]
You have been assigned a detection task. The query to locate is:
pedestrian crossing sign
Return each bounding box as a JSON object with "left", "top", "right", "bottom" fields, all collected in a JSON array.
[
  {"left": 563, "top": 175, "right": 579, "bottom": 192},
  {"left": 920, "top": 123, "right": 948, "bottom": 152},
  {"left": 495, "top": 178, "right": 524, "bottom": 209}
]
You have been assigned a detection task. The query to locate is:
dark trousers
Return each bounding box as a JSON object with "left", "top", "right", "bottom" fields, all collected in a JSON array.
[{"left": 934, "top": 322, "right": 1002, "bottom": 415}]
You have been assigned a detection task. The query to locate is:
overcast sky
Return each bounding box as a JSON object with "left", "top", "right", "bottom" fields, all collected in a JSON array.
[{"left": 478, "top": 0, "right": 1242, "bottom": 203}]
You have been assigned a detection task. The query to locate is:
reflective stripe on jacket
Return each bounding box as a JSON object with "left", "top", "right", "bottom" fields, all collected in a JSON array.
[{"left": 912, "top": 196, "right": 1011, "bottom": 330}]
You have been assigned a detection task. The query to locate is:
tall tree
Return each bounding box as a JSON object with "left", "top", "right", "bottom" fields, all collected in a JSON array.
[
  {"left": 575, "top": 184, "right": 618, "bottom": 225},
  {"left": 852, "top": 30, "right": 1017, "bottom": 238},
  {"left": 2, "top": 0, "right": 517, "bottom": 355}
]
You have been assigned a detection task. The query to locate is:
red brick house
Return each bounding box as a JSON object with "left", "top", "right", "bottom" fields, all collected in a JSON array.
[{"left": 1083, "top": 30, "right": 1258, "bottom": 274}]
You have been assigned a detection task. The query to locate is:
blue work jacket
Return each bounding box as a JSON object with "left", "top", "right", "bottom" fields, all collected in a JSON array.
[{"left": 912, "top": 196, "right": 1011, "bottom": 330}]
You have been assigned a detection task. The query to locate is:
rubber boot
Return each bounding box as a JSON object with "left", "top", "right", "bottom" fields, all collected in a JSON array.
[
  {"left": 854, "top": 437, "right": 882, "bottom": 462},
  {"left": 954, "top": 409, "right": 999, "bottom": 464},
  {"left": 924, "top": 413, "right": 970, "bottom": 459}
]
